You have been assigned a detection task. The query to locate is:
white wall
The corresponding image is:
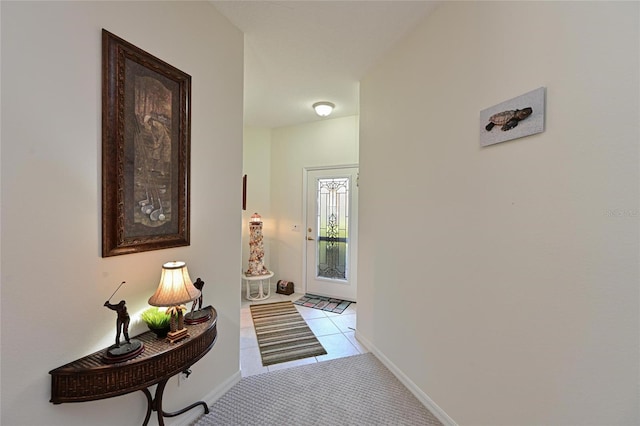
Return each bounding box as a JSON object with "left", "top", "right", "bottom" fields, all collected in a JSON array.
[
  {"left": 242, "top": 127, "right": 272, "bottom": 275},
  {"left": 1, "top": 2, "right": 244, "bottom": 425},
  {"left": 358, "top": 2, "right": 639, "bottom": 425},
  {"left": 244, "top": 116, "right": 358, "bottom": 291}
]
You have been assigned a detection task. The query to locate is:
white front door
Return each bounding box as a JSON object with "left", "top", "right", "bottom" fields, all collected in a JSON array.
[{"left": 304, "top": 166, "right": 358, "bottom": 301}]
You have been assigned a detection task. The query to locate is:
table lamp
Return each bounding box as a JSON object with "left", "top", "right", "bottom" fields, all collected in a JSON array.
[{"left": 148, "top": 261, "right": 201, "bottom": 343}]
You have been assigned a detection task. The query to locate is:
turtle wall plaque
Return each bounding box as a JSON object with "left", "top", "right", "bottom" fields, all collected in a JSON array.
[{"left": 479, "top": 87, "right": 546, "bottom": 147}]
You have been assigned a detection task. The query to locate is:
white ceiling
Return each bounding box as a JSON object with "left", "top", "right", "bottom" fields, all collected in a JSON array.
[{"left": 211, "top": 1, "right": 439, "bottom": 128}]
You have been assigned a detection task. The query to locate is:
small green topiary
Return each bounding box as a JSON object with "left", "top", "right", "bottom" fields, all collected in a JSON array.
[{"left": 141, "top": 307, "right": 171, "bottom": 329}]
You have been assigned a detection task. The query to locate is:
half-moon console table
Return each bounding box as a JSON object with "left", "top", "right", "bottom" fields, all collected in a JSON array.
[{"left": 50, "top": 306, "right": 217, "bottom": 426}]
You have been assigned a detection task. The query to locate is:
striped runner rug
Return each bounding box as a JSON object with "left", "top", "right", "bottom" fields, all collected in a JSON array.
[{"left": 250, "top": 301, "right": 327, "bottom": 366}]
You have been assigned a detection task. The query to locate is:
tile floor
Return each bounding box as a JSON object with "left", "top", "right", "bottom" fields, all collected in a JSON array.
[{"left": 240, "top": 290, "right": 367, "bottom": 377}]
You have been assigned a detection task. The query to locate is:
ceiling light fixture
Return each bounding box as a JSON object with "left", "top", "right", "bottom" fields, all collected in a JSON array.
[{"left": 313, "top": 101, "right": 335, "bottom": 117}]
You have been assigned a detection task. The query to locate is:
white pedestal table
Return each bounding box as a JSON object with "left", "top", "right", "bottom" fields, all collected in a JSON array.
[{"left": 242, "top": 271, "right": 274, "bottom": 301}]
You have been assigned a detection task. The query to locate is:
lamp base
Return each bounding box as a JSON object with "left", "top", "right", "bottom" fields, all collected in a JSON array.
[
  {"left": 103, "top": 339, "right": 144, "bottom": 364},
  {"left": 166, "top": 327, "right": 189, "bottom": 344},
  {"left": 185, "top": 309, "right": 212, "bottom": 325}
]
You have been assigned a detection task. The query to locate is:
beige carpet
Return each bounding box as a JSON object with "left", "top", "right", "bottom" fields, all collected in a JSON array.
[
  {"left": 250, "top": 301, "right": 327, "bottom": 366},
  {"left": 192, "top": 353, "right": 443, "bottom": 425}
]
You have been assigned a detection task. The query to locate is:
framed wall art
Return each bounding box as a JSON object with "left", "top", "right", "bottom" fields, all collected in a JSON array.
[
  {"left": 102, "top": 29, "right": 191, "bottom": 257},
  {"left": 479, "top": 87, "right": 546, "bottom": 147},
  {"left": 242, "top": 174, "right": 247, "bottom": 211}
]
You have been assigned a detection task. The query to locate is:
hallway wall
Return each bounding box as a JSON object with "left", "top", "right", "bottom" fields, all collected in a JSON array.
[
  {"left": 1, "top": 2, "right": 244, "bottom": 425},
  {"left": 242, "top": 127, "right": 273, "bottom": 276},
  {"left": 358, "top": 1, "right": 639, "bottom": 425}
]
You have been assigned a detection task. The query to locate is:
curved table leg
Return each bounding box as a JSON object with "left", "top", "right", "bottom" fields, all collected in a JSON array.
[
  {"left": 141, "top": 388, "right": 153, "bottom": 426},
  {"left": 150, "top": 377, "right": 209, "bottom": 426},
  {"left": 154, "top": 379, "right": 169, "bottom": 426},
  {"left": 162, "top": 400, "right": 210, "bottom": 418}
]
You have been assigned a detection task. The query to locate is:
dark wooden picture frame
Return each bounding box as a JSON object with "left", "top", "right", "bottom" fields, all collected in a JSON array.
[
  {"left": 242, "top": 174, "right": 247, "bottom": 211},
  {"left": 102, "top": 29, "right": 191, "bottom": 257}
]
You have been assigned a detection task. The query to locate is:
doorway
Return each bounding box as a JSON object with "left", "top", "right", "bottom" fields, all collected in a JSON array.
[{"left": 304, "top": 166, "right": 358, "bottom": 301}]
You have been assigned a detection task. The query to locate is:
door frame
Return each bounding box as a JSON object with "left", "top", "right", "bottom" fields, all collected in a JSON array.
[{"left": 302, "top": 164, "right": 359, "bottom": 300}]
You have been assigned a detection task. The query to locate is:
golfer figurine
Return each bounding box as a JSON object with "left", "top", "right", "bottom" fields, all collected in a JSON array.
[
  {"left": 103, "top": 299, "right": 130, "bottom": 347},
  {"left": 185, "top": 278, "right": 211, "bottom": 324},
  {"left": 102, "top": 282, "right": 144, "bottom": 363}
]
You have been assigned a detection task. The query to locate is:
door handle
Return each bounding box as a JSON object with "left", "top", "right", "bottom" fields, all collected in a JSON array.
[{"left": 307, "top": 237, "right": 315, "bottom": 241}]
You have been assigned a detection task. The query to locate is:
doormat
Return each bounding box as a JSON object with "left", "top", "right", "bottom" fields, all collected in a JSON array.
[
  {"left": 250, "top": 301, "right": 326, "bottom": 366},
  {"left": 294, "top": 294, "right": 353, "bottom": 314}
]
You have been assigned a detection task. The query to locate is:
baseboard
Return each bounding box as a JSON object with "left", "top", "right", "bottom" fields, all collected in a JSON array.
[
  {"left": 354, "top": 331, "right": 457, "bottom": 426},
  {"left": 171, "top": 370, "right": 242, "bottom": 426}
]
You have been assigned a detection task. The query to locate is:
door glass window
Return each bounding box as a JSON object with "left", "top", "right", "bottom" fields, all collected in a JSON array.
[{"left": 316, "top": 177, "right": 349, "bottom": 280}]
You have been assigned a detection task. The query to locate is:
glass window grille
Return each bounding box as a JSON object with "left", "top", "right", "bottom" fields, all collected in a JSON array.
[{"left": 316, "top": 177, "right": 349, "bottom": 280}]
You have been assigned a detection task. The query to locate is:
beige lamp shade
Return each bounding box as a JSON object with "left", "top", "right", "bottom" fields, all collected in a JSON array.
[{"left": 148, "top": 261, "right": 201, "bottom": 307}]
